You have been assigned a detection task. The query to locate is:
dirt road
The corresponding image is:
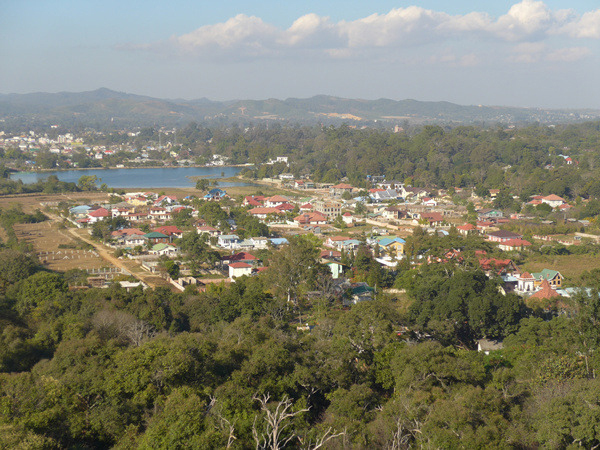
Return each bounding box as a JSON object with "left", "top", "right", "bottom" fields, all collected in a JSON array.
[{"left": 44, "top": 211, "right": 173, "bottom": 290}]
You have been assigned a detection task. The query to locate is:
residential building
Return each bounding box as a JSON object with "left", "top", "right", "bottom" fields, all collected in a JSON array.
[
  {"left": 293, "top": 212, "right": 327, "bottom": 226},
  {"left": 487, "top": 230, "right": 523, "bottom": 243},
  {"left": 541, "top": 194, "right": 567, "bottom": 208},
  {"left": 531, "top": 269, "right": 563, "bottom": 288},
  {"left": 330, "top": 183, "right": 354, "bottom": 197},
  {"left": 229, "top": 262, "right": 253, "bottom": 280},
  {"left": 314, "top": 200, "right": 342, "bottom": 220}
]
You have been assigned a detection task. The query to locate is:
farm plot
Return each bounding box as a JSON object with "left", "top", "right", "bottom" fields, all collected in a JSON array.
[{"left": 13, "top": 221, "right": 110, "bottom": 272}]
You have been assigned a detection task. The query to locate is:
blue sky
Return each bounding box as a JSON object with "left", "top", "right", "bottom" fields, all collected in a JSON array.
[{"left": 1, "top": 1, "right": 599, "bottom": 108}]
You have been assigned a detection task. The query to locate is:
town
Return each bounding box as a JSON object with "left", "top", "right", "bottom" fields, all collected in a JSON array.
[
  {"left": 13, "top": 158, "right": 597, "bottom": 319},
  {"left": 2, "top": 120, "right": 600, "bottom": 448}
]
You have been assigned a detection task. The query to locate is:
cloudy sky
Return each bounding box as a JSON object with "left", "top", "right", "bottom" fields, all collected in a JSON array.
[{"left": 1, "top": 0, "right": 599, "bottom": 108}]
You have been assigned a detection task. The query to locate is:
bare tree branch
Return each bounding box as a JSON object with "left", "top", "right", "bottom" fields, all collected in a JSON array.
[
  {"left": 300, "top": 427, "right": 347, "bottom": 450},
  {"left": 252, "top": 394, "right": 310, "bottom": 450}
]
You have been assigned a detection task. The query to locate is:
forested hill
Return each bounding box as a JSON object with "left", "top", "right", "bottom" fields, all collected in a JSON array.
[{"left": 1, "top": 88, "right": 599, "bottom": 127}]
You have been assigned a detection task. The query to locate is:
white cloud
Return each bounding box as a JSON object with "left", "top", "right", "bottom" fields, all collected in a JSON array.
[
  {"left": 279, "top": 14, "right": 342, "bottom": 48},
  {"left": 559, "top": 10, "right": 600, "bottom": 38},
  {"left": 546, "top": 46, "right": 591, "bottom": 62},
  {"left": 126, "top": 1, "right": 598, "bottom": 62},
  {"left": 493, "top": 0, "right": 555, "bottom": 40},
  {"left": 509, "top": 42, "right": 546, "bottom": 63},
  {"left": 171, "top": 14, "right": 279, "bottom": 57}
]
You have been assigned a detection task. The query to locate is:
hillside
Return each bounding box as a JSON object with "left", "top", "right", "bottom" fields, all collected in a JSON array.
[{"left": 1, "top": 88, "right": 599, "bottom": 127}]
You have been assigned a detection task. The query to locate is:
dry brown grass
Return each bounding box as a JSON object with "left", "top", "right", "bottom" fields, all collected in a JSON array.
[
  {"left": 522, "top": 254, "right": 600, "bottom": 282},
  {"left": 14, "top": 221, "right": 109, "bottom": 272},
  {"left": 0, "top": 192, "right": 110, "bottom": 214}
]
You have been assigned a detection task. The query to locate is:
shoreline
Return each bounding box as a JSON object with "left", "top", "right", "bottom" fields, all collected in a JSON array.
[{"left": 11, "top": 163, "right": 254, "bottom": 174}]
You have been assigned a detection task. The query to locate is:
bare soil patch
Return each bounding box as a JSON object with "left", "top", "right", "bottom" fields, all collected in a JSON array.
[{"left": 14, "top": 221, "right": 108, "bottom": 272}]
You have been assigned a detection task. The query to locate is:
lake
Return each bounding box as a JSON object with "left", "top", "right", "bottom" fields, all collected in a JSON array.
[{"left": 10, "top": 166, "right": 250, "bottom": 189}]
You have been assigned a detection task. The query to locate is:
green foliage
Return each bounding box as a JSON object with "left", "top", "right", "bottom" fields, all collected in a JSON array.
[
  {"left": 354, "top": 201, "right": 366, "bottom": 215},
  {"left": 195, "top": 178, "right": 210, "bottom": 192},
  {"left": 0, "top": 249, "right": 39, "bottom": 293},
  {"left": 15, "top": 271, "right": 68, "bottom": 320},
  {"left": 266, "top": 235, "right": 322, "bottom": 302},
  {"left": 91, "top": 216, "right": 129, "bottom": 241},
  {"left": 407, "top": 265, "right": 528, "bottom": 345},
  {"left": 230, "top": 207, "right": 269, "bottom": 238},
  {"left": 77, "top": 174, "right": 100, "bottom": 191},
  {"left": 171, "top": 207, "right": 194, "bottom": 228},
  {"left": 474, "top": 185, "right": 490, "bottom": 198},
  {"left": 178, "top": 232, "right": 219, "bottom": 275},
  {"left": 197, "top": 202, "right": 228, "bottom": 228}
]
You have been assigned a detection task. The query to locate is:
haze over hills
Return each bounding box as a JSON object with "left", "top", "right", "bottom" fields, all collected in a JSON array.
[{"left": 1, "top": 88, "right": 599, "bottom": 128}]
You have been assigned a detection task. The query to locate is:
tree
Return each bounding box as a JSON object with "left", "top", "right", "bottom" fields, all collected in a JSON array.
[
  {"left": 252, "top": 394, "right": 309, "bottom": 450},
  {"left": 15, "top": 271, "right": 68, "bottom": 319},
  {"left": 179, "top": 232, "right": 219, "bottom": 275},
  {"left": 197, "top": 202, "right": 228, "bottom": 227},
  {"left": 267, "top": 236, "right": 322, "bottom": 304},
  {"left": 196, "top": 178, "right": 210, "bottom": 192},
  {"left": 0, "top": 249, "right": 38, "bottom": 293},
  {"left": 474, "top": 185, "right": 490, "bottom": 198},
  {"left": 77, "top": 175, "right": 100, "bottom": 191},
  {"left": 355, "top": 202, "right": 366, "bottom": 216},
  {"left": 407, "top": 266, "right": 527, "bottom": 346},
  {"left": 159, "top": 258, "right": 180, "bottom": 280}
]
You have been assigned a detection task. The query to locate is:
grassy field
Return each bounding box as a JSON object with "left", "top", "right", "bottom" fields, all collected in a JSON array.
[
  {"left": 388, "top": 291, "right": 413, "bottom": 316},
  {"left": 522, "top": 254, "right": 600, "bottom": 283}
]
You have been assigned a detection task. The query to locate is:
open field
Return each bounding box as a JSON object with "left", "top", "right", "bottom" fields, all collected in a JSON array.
[
  {"left": 0, "top": 193, "right": 173, "bottom": 289},
  {"left": 65, "top": 226, "right": 175, "bottom": 290},
  {"left": 522, "top": 254, "right": 600, "bottom": 283},
  {"left": 157, "top": 181, "right": 302, "bottom": 200},
  {"left": 0, "top": 192, "right": 110, "bottom": 214},
  {"left": 14, "top": 221, "right": 110, "bottom": 272}
]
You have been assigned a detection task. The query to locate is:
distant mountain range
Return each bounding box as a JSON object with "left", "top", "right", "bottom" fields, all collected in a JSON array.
[{"left": 1, "top": 88, "right": 599, "bottom": 128}]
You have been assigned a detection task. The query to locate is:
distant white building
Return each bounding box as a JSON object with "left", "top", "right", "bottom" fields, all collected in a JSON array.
[{"left": 267, "top": 156, "right": 289, "bottom": 165}]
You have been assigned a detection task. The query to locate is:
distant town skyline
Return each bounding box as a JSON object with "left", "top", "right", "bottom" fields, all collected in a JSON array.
[{"left": 1, "top": 0, "right": 599, "bottom": 108}]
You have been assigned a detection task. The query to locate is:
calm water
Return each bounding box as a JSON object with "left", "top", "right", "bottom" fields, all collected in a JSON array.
[{"left": 10, "top": 166, "right": 250, "bottom": 188}]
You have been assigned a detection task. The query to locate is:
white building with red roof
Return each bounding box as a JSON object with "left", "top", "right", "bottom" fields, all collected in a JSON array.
[
  {"left": 456, "top": 223, "right": 478, "bottom": 236},
  {"left": 325, "top": 235, "right": 352, "bottom": 249},
  {"left": 275, "top": 203, "right": 295, "bottom": 212},
  {"left": 541, "top": 194, "right": 567, "bottom": 208},
  {"left": 498, "top": 238, "right": 532, "bottom": 252},
  {"left": 228, "top": 262, "right": 253, "bottom": 280},
  {"left": 111, "top": 207, "right": 132, "bottom": 218},
  {"left": 330, "top": 183, "right": 354, "bottom": 197},
  {"left": 154, "top": 195, "right": 178, "bottom": 206},
  {"left": 517, "top": 272, "right": 535, "bottom": 293},
  {"left": 243, "top": 196, "right": 264, "bottom": 207},
  {"left": 247, "top": 207, "right": 285, "bottom": 221},
  {"left": 148, "top": 207, "right": 170, "bottom": 222},
  {"left": 264, "top": 195, "right": 289, "bottom": 208},
  {"left": 87, "top": 208, "right": 110, "bottom": 223},
  {"left": 342, "top": 212, "right": 354, "bottom": 224},
  {"left": 196, "top": 225, "right": 221, "bottom": 237}
]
